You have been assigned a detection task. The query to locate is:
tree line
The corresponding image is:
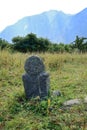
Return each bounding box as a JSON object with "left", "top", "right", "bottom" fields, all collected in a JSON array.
[{"left": 0, "top": 33, "right": 87, "bottom": 53}]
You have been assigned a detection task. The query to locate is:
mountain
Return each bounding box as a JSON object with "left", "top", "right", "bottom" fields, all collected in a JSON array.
[{"left": 0, "top": 8, "right": 87, "bottom": 43}]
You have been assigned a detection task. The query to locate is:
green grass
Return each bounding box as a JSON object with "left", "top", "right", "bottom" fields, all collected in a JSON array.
[{"left": 0, "top": 50, "right": 87, "bottom": 130}]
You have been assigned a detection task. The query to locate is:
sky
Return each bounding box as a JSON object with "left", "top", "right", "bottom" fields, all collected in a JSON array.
[{"left": 0, "top": 0, "right": 87, "bottom": 32}]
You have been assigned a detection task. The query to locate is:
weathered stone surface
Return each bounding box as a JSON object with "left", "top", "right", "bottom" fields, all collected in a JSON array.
[
  {"left": 84, "top": 96, "right": 87, "bottom": 103},
  {"left": 63, "top": 99, "right": 81, "bottom": 106},
  {"left": 22, "top": 55, "right": 50, "bottom": 99},
  {"left": 24, "top": 55, "right": 45, "bottom": 75},
  {"left": 63, "top": 96, "right": 87, "bottom": 110},
  {"left": 53, "top": 90, "right": 61, "bottom": 96}
]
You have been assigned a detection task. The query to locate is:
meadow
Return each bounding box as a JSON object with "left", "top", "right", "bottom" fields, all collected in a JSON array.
[{"left": 0, "top": 50, "right": 87, "bottom": 130}]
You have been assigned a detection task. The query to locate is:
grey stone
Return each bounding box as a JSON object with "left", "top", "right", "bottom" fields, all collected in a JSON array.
[
  {"left": 84, "top": 96, "right": 87, "bottom": 103},
  {"left": 22, "top": 55, "right": 50, "bottom": 99},
  {"left": 63, "top": 99, "right": 81, "bottom": 106},
  {"left": 53, "top": 90, "right": 61, "bottom": 96}
]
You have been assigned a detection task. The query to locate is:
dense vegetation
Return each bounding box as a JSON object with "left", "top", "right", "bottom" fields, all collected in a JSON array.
[
  {"left": 0, "top": 50, "right": 87, "bottom": 129},
  {"left": 0, "top": 33, "right": 87, "bottom": 53},
  {"left": 0, "top": 38, "right": 10, "bottom": 50}
]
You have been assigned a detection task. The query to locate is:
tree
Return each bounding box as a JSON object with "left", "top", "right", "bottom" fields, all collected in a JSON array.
[
  {"left": 12, "top": 33, "right": 52, "bottom": 52},
  {"left": 57, "top": 43, "right": 65, "bottom": 53},
  {"left": 73, "top": 36, "right": 87, "bottom": 53},
  {"left": 12, "top": 36, "right": 26, "bottom": 52},
  {"left": 0, "top": 38, "right": 10, "bottom": 50},
  {"left": 38, "top": 37, "right": 51, "bottom": 52},
  {"left": 25, "top": 33, "right": 38, "bottom": 52}
]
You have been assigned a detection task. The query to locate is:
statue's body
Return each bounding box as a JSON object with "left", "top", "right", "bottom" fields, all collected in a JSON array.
[{"left": 22, "top": 56, "right": 50, "bottom": 99}]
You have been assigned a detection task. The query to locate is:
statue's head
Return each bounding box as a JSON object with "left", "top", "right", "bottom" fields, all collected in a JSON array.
[{"left": 24, "top": 55, "right": 45, "bottom": 75}]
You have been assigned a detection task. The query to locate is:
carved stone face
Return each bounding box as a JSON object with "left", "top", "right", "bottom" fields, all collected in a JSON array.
[{"left": 24, "top": 56, "right": 45, "bottom": 75}]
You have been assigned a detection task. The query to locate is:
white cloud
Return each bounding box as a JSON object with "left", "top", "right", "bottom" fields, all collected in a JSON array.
[{"left": 0, "top": 0, "right": 87, "bottom": 31}]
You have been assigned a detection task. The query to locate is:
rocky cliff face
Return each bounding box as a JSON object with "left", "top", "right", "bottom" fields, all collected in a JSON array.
[{"left": 0, "top": 8, "right": 87, "bottom": 43}]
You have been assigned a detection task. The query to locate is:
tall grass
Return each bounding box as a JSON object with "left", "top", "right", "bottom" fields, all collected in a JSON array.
[{"left": 0, "top": 50, "right": 87, "bottom": 129}]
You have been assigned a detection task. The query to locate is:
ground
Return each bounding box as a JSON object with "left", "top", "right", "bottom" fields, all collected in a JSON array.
[{"left": 0, "top": 51, "right": 87, "bottom": 130}]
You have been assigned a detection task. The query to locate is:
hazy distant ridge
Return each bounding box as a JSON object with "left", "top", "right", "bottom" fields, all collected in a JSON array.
[{"left": 0, "top": 8, "right": 87, "bottom": 43}]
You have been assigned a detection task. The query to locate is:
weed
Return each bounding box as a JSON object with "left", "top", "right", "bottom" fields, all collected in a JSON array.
[{"left": 0, "top": 51, "right": 87, "bottom": 129}]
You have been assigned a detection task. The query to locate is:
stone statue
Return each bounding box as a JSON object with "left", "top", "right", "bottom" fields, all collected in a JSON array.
[{"left": 22, "top": 55, "right": 50, "bottom": 99}]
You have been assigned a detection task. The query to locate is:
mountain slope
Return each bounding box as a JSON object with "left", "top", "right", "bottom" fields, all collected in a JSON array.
[
  {"left": 0, "top": 8, "right": 87, "bottom": 43},
  {"left": 65, "top": 8, "right": 87, "bottom": 43}
]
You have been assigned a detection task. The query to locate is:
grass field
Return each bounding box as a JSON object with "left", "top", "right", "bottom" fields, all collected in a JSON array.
[{"left": 0, "top": 50, "right": 87, "bottom": 130}]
